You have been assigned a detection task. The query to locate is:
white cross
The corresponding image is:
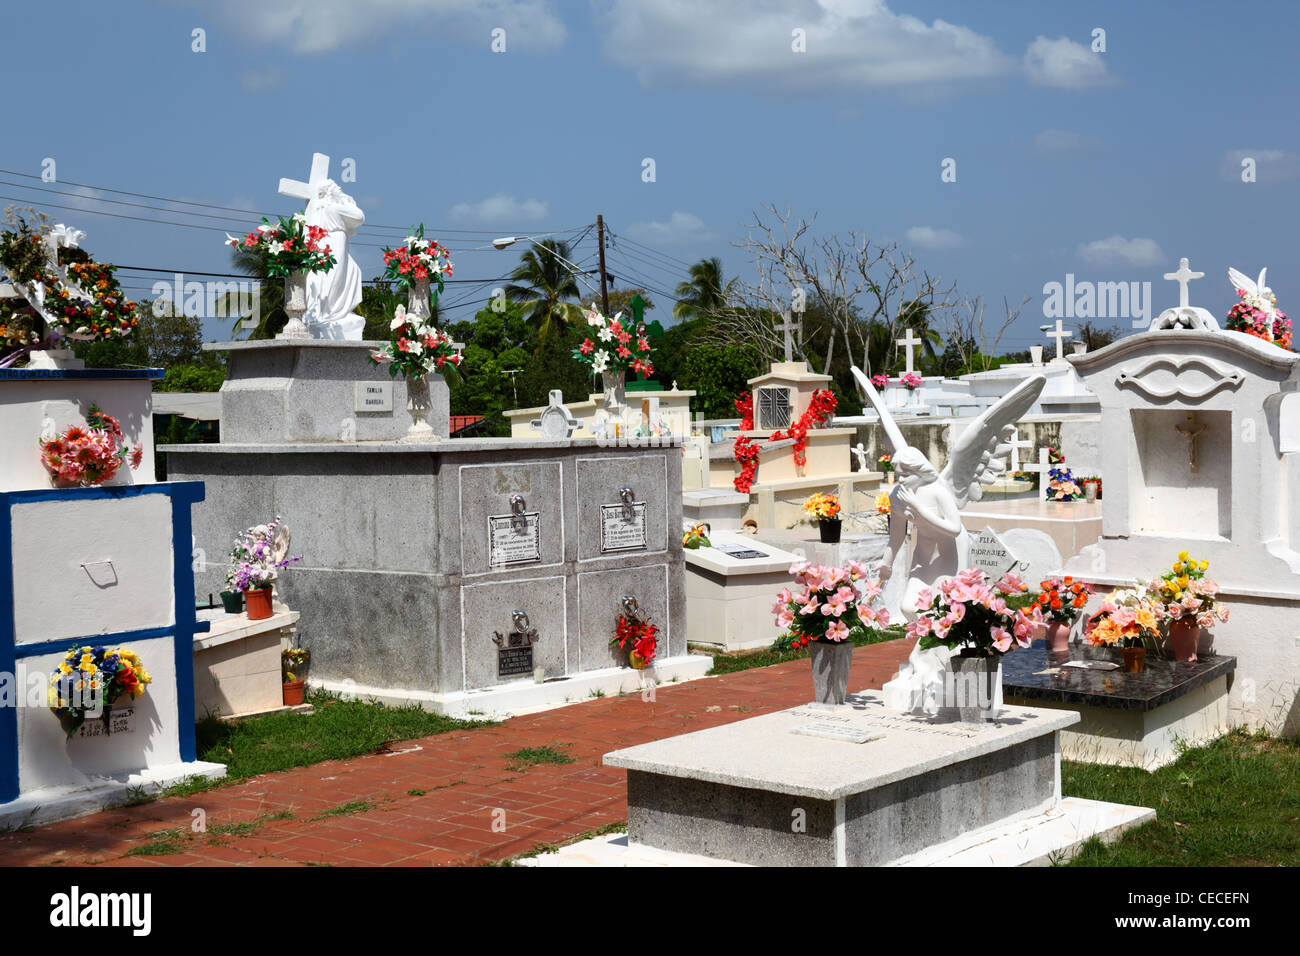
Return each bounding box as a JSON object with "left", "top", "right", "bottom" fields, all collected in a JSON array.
[
  {"left": 1163, "top": 256, "right": 1204, "bottom": 309},
  {"left": 279, "top": 152, "right": 331, "bottom": 204},
  {"left": 1045, "top": 319, "right": 1072, "bottom": 361},
  {"left": 1019, "top": 447, "right": 1052, "bottom": 483},
  {"left": 896, "top": 327, "right": 922, "bottom": 374},
  {"left": 1007, "top": 426, "right": 1033, "bottom": 475},
  {"left": 775, "top": 310, "right": 801, "bottom": 362}
]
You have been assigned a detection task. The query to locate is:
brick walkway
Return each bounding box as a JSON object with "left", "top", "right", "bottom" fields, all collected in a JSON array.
[{"left": 0, "top": 639, "right": 913, "bottom": 867}]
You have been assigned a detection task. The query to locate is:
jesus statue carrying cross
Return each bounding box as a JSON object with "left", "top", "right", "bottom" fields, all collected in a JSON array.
[{"left": 278, "top": 153, "right": 366, "bottom": 340}]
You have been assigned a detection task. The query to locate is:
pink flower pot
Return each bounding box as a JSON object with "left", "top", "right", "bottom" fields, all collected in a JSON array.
[
  {"left": 1168, "top": 620, "right": 1200, "bottom": 663},
  {"left": 1044, "top": 622, "right": 1071, "bottom": 654}
]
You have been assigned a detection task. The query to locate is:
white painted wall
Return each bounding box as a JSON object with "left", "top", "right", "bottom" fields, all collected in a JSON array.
[
  {"left": 15, "top": 636, "right": 182, "bottom": 791},
  {"left": 10, "top": 496, "right": 175, "bottom": 645},
  {"left": 0, "top": 377, "right": 156, "bottom": 493}
]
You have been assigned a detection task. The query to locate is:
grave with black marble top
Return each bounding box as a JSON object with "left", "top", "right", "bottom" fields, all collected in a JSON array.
[{"left": 1002, "top": 642, "right": 1236, "bottom": 769}]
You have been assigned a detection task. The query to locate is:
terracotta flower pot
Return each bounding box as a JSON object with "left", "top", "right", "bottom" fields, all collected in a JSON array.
[
  {"left": 1044, "top": 622, "right": 1070, "bottom": 654},
  {"left": 244, "top": 586, "right": 273, "bottom": 621},
  {"left": 819, "top": 518, "right": 842, "bottom": 543},
  {"left": 1121, "top": 646, "right": 1146, "bottom": 673},
  {"left": 282, "top": 679, "right": 306, "bottom": 706},
  {"left": 1168, "top": 620, "right": 1200, "bottom": 663}
]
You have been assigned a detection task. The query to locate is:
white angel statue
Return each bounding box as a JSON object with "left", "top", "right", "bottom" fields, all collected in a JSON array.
[
  {"left": 850, "top": 366, "right": 1046, "bottom": 714},
  {"left": 1228, "top": 265, "right": 1277, "bottom": 320}
]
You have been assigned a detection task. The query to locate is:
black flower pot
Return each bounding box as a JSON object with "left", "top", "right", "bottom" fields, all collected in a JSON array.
[
  {"left": 819, "top": 519, "right": 842, "bottom": 543},
  {"left": 220, "top": 590, "right": 244, "bottom": 614}
]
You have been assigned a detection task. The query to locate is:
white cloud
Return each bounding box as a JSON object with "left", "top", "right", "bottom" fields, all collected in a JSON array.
[
  {"left": 1024, "top": 35, "right": 1113, "bottom": 89},
  {"left": 624, "top": 211, "right": 713, "bottom": 245},
  {"left": 180, "top": 0, "right": 566, "bottom": 55},
  {"left": 1077, "top": 235, "right": 1164, "bottom": 267},
  {"left": 597, "top": 0, "right": 1016, "bottom": 93},
  {"left": 1033, "top": 129, "right": 1104, "bottom": 152},
  {"left": 239, "top": 66, "right": 284, "bottom": 92},
  {"left": 905, "top": 226, "right": 963, "bottom": 249},
  {"left": 1220, "top": 149, "right": 1300, "bottom": 182},
  {"left": 447, "top": 193, "right": 548, "bottom": 224}
]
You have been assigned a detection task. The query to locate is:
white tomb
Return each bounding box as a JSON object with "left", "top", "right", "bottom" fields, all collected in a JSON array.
[{"left": 1062, "top": 261, "right": 1300, "bottom": 734}]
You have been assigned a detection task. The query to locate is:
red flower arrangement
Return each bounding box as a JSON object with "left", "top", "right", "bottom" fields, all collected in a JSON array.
[
  {"left": 38, "top": 405, "right": 141, "bottom": 488},
  {"left": 733, "top": 435, "right": 761, "bottom": 493},
  {"left": 611, "top": 614, "right": 658, "bottom": 668},
  {"left": 771, "top": 388, "right": 838, "bottom": 468},
  {"left": 735, "top": 391, "right": 754, "bottom": 430}
]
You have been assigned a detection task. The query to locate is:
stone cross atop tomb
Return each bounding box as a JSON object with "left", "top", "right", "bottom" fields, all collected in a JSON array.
[
  {"left": 1044, "top": 319, "right": 1072, "bottom": 361},
  {"left": 1164, "top": 257, "right": 1204, "bottom": 309},
  {"left": 775, "top": 310, "right": 801, "bottom": 363},
  {"left": 896, "top": 328, "right": 922, "bottom": 374}
]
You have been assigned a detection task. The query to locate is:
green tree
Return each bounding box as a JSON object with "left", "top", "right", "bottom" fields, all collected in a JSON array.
[
  {"left": 673, "top": 257, "right": 728, "bottom": 321},
  {"left": 156, "top": 364, "right": 226, "bottom": 392},
  {"left": 135, "top": 298, "right": 206, "bottom": 367},
  {"left": 581, "top": 287, "right": 655, "bottom": 321},
  {"left": 677, "top": 344, "right": 762, "bottom": 418},
  {"left": 504, "top": 239, "right": 583, "bottom": 346}
]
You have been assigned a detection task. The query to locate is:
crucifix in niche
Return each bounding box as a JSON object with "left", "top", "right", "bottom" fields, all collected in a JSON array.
[{"left": 1175, "top": 412, "right": 1208, "bottom": 474}]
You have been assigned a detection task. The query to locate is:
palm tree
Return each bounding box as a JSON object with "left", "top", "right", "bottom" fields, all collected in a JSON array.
[
  {"left": 673, "top": 257, "right": 728, "bottom": 321},
  {"left": 223, "top": 244, "right": 285, "bottom": 339},
  {"left": 504, "top": 239, "right": 584, "bottom": 346}
]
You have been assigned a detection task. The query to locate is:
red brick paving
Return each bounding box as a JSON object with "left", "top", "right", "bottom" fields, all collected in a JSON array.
[{"left": 0, "top": 639, "right": 913, "bottom": 867}]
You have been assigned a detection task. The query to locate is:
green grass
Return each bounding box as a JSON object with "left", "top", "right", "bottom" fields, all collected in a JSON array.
[
  {"left": 504, "top": 744, "right": 576, "bottom": 772},
  {"left": 312, "top": 800, "right": 373, "bottom": 820},
  {"left": 170, "top": 691, "right": 493, "bottom": 799},
  {"left": 1063, "top": 729, "right": 1300, "bottom": 866},
  {"left": 706, "top": 626, "right": 904, "bottom": 676}
]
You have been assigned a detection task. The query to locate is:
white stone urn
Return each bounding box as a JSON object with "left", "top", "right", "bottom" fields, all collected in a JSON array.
[
  {"left": 277, "top": 271, "right": 310, "bottom": 339},
  {"left": 407, "top": 275, "right": 432, "bottom": 322},
  {"left": 26, "top": 348, "right": 85, "bottom": 370},
  {"left": 400, "top": 373, "right": 441, "bottom": 443},
  {"left": 601, "top": 367, "right": 627, "bottom": 413}
]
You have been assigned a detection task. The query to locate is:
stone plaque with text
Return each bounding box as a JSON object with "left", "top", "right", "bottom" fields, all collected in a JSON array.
[
  {"left": 75, "top": 706, "right": 135, "bottom": 739},
  {"left": 600, "top": 502, "right": 648, "bottom": 553},
  {"left": 354, "top": 381, "right": 393, "bottom": 413},
  {"left": 968, "top": 526, "right": 1020, "bottom": 579},
  {"left": 488, "top": 512, "right": 542, "bottom": 566}
]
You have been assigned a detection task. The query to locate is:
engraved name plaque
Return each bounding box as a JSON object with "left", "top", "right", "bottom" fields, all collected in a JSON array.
[
  {"left": 488, "top": 512, "right": 542, "bottom": 566},
  {"left": 494, "top": 611, "right": 539, "bottom": 679},
  {"left": 600, "top": 502, "right": 647, "bottom": 553},
  {"left": 354, "top": 381, "right": 393, "bottom": 413},
  {"left": 76, "top": 706, "right": 135, "bottom": 739}
]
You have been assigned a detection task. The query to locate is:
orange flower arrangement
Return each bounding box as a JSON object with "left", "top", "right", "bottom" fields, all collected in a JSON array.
[{"left": 1034, "top": 575, "right": 1093, "bottom": 624}]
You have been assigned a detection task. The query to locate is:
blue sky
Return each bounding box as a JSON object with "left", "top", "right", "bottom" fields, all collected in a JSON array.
[{"left": 3, "top": 0, "right": 1296, "bottom": 351}]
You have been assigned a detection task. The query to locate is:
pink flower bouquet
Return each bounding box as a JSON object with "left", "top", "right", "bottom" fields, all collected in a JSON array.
[
  {"left": 907, "top": 567, "right": 1040, "bottom": 656},
  {"left": 772, "top": 560, "right": 890, "bottom": 653}
]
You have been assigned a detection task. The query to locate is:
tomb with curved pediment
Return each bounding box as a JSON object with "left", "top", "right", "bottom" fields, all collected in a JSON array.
[{"left": 1063, "top": 268, "right": 1300, "bottom": 735}]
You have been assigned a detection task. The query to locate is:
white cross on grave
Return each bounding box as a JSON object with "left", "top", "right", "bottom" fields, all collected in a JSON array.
[
  {"left": 1006, "top": 426, "right": 1034, "bottom": 476},
  {"left": 530, "top": 389, "right": 580, "bottom": 439},
  {"left": 775, "top": 311, "right": 801, "bottom": 362},
  {"left": 1164, "top": 256, "right": 1204, "bottom": 309},
  {"left": 1019, "top": 447, "right": 1052, "bottom": 485},
  {"left": 1044, "top": 318, "right": 1072, "bottom": 362},
  {"left": 278, "top": 152, "right": 332, "bottom": 205},
  {"left": 896, "top": 327, "right": 922, "bottom": 374}
]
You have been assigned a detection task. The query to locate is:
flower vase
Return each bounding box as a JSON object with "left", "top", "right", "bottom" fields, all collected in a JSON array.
[
  {"left": 220, "top": 590, "right": 244, "bottom": 614},
  {"left": 809, "top": 640, "right": 854, "bottom": 705},
  {"left": 601, "top": 368, "right": 626, "bottom": 413},
  {"left": 400, "top": 374, "right": 439, "bottom": 443},
  {"left": 1168, "top": 620, "right": 1200, "bottom": 663},
  {"left": 277, "top": 271, "right": 310, "bottom": 339},
  {"left": 245, "top": 586, "right": 273, "bottom": 621},
  {"left": 1044, "top": 622, "right": 1070, "bottom": 654},
  {"left": 1121, "top": 646, "right": 1146, "bottom": 673},
  {"left": 818, "top": 518, "right": 842, "bottom": 543},
  {"left": 407, "top": 275, "right": 432, "bottom": 322},
  {"left": 947, "top": 653, "right": 1000, "bottom": 722}
]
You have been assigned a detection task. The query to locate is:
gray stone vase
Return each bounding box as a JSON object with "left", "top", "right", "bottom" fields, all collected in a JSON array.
[
  {"left": 810, "top": 639, "right": 854, "bottom": 705},
  {"left": 947, "top": 653, "right": 999, "bottom": 722}
]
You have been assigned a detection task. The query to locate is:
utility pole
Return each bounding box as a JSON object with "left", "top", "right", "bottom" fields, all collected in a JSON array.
[{"left": 596, "top": 213, "right": 610, "bottom": 317}]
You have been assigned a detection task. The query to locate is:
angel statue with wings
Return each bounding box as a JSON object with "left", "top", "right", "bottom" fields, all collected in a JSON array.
[{"left": 850, "top": 366, "right": 1046, "bottom": 714}]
